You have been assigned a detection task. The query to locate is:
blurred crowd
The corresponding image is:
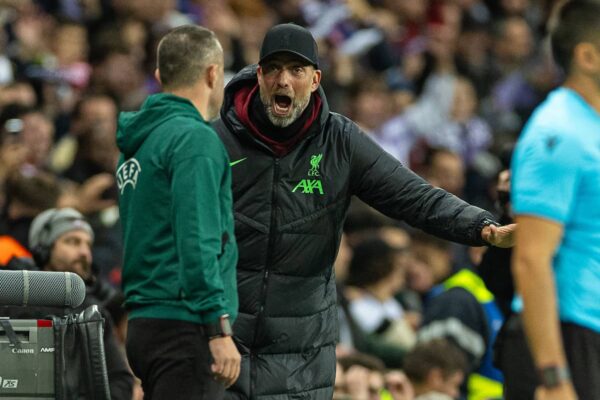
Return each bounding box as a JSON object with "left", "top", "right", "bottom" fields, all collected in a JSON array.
[{"left": 0, "top": 0, "right": 563, "bottom": 399}]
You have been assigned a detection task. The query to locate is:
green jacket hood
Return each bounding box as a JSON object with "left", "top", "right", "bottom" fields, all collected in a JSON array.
[{"left": 116, "top": 93, "right": 203, "bottom": 157}]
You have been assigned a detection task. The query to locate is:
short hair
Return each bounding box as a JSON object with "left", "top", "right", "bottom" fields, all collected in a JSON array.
[
  {"left": 5, "top": 169, "right": 60, "bottom": 212},
  {"left": 551, "top": 1, "right": 600, "bottom": 73},
  {"left": 345, "top": 237, "right": 404, "bottom": 288},
  {"left": 424, "top": 147, "right": 462, "bottom": 169},
  {"left": 403, "top": 339, "right": 468, "bottom": 384},
  {"left": 156, "top": 25, "right": 221, "bottom": 90},
  {"left": 337, "top": 352, "right": 386, "bottom": 372}
]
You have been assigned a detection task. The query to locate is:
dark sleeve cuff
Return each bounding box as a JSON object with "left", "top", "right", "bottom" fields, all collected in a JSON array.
[{"left": 473, "top": 216, "right": 501, "bottom": 246}]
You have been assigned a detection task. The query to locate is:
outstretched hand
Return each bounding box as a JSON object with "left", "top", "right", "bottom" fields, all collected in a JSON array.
[{"left": 481, "top": 223, "right": 516, "bottom": 248}]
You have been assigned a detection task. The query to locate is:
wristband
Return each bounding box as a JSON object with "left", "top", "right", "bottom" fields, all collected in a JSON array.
[
  {"left": 478, "top": 217, "right": 500, "bottom": 244},
  {"left": 538, "top": 365, "right": 571, "bottom": 388},
  {"left": 204, "top": 314, "right": 233, "bottom": 339}
]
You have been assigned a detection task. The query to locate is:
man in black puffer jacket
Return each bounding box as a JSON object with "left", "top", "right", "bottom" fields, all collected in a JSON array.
[{"left": 214, "top": 23, "right": 514, "bottom": 400}]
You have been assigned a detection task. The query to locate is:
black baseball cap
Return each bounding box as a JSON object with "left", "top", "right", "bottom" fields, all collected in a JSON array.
[{"left": 259, "top": 23, "right": 319, "bottom": 68}]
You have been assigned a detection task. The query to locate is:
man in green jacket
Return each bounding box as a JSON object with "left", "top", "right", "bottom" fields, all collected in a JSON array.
[{"left": 116, "top": 25, "right": 240, "bottom": 399}]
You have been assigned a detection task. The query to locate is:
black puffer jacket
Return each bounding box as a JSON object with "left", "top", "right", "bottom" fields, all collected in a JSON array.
[{"left": 214, "top": 65, "right": 493, "bottom": 400}]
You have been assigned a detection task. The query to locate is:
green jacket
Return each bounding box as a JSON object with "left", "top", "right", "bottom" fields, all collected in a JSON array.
[{"left": 116, "top": 93, "right": 238, "bottom": 324}]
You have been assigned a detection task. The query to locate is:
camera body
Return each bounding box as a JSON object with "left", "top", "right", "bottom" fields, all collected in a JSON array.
[{"left": 0, "top": 319, "right": 54, "bottom": 398}]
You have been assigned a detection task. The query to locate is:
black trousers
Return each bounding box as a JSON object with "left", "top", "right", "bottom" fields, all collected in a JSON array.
[
  {"left": 497, "top": 314, "right": 600, "bottom": 400},
  {"left": 126, "top": 318, "right": 225, "bottom": 400}
]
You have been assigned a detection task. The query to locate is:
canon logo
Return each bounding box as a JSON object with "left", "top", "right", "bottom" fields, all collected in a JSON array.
[{"left": 11, "top": 348, "right": 34, "bottom": 354}]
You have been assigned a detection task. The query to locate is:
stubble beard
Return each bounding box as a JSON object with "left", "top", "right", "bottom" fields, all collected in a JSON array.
[{"left": 260, "top": 91, "right": 311, "bottom": 128}]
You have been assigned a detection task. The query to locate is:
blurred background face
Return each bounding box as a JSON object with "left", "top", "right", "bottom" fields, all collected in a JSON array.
[
  {"left": 433, "top": 369, "right": 464, "bottom": 399},
  {"left": 53, "top": 24, "right": 89, "bottom": 66},
  {"left": 48, "top": 230, "right": 93, "bottom": 280},
  {"left": 504, "top": 18, "right": 532, "bottom": 61},
  {"left": 20, "top": 112, "right": 54, "bottom": 168},
  {"left": 414, "top": 243, "right": 451, "bottom": 282},
  {"left": 451, "top": 78, "right": 477, "bottom": 123},
  {"left": 368, "top": 370, "right": 384, "bottom": 400},
  {"left": 407, "top": 240, "right": 452, "bottom": 293},
  {"left": 0, "top": 83, "right": 36, "bottom": 108},
  {"left": 71, "top": 96, "right": 119, "bottom": 173},
  {"left": 84, "top": 123, "right": 120, "bottom": 173},
  {"left": 428, "top": 151, "right": 465, "bottom": 196},
  {"left": 95, "top": 51, "right": 144, "bottom": 100},
  {"left": 75, "top": 96, "right": 118, "bottom": 136},
  {"left": 352, "top": 86, "right": 392, "bottom": 132},
  {"left": 427, "top": 19, "right": 460, "bottom": 59},
  {"left": 495, "top": 17, "right": 533, "bottom": 66},
  {"left": 457, "top": 27, "right": 491, "bottom": 67},
  {"left": 406, "top": 256, "right": 435, "bottom": 294}
]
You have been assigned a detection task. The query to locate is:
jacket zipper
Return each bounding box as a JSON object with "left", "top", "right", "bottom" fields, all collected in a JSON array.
[{"left": 250, "top": 157, "right": 280, "bottom": 398}]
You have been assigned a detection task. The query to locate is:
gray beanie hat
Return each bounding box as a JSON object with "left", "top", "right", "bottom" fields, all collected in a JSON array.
[{"left": 29, "top": 208, "right": 94, "bottom": 249}]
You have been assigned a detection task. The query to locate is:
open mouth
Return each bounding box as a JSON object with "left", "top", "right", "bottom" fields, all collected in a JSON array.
[{"left": 273, "top": 95, "right": 292, "bottom": 115}]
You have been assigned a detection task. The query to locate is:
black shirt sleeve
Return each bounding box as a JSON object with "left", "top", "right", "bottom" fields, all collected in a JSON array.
[{"left": 348, "top": 125, "right": 492, "bottom": 246}]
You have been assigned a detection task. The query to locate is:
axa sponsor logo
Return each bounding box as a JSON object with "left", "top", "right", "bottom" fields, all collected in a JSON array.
[
  {"left": 292, "top": 154, "right": 324, "bottom": 195},
  {"left": 116, "top": 158, "right": 141, "bottom": 194},
  {"left": 292, "top": 179, "right": 324, "bottom": 195}
]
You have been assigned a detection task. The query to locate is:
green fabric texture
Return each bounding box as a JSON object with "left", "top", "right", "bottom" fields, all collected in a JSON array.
[{"left": 117, "top": 93, "right": 238, "bottom": 324}]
